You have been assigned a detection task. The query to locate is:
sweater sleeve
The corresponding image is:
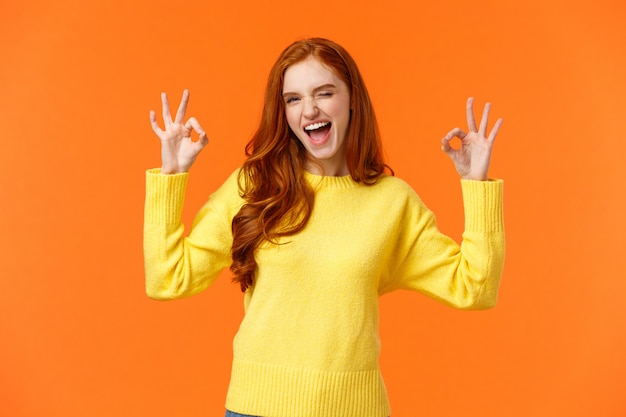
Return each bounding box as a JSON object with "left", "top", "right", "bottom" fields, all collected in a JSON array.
[
  {"left": 143, "top": 168, "right": 241, "bottom": 300},
  {"left": 382, "top": 179, "right": 505, "bottom": 310}
]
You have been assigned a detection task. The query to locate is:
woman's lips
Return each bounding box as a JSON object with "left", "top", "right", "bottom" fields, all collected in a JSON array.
[{"left": 304, "top": 122, "right": 332, "bottom": 145}]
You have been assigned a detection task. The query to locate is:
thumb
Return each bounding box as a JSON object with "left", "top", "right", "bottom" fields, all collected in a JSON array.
[
  {"left": 195, "top": 132, "right": 209, "bottom": 152},
  {"left": 441, "top": 137, "right": 456, "bottom": 159}
]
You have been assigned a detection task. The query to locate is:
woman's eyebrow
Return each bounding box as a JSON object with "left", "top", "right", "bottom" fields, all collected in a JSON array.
[
  {"left": 282, "top": 83, "right": 337, "bottom": 97},
  {"left": 313, "top": 83, "right": 337, "bottom": 92}
]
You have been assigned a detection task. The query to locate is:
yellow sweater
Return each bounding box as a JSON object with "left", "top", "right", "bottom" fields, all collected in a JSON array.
[{"left": 143, "top": 168, "right": 505, "bottom": 417}]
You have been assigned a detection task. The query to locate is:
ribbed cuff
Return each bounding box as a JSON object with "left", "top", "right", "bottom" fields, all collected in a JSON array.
[
  {"left": 461, "top": 178, "right": 504, "bottom": 232},
  {"left": 144, "top": 168, "right": 189, "bottom": 225}
]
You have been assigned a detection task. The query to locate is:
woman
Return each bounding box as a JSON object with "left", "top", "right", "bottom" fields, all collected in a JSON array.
[{"left": 144, "top": 37, "right": 504, "bottom": 417}]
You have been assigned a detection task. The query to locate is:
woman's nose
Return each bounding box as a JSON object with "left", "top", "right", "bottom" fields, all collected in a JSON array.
[{"left": 302, "top": 96, "right": 319, "bottom": 118}]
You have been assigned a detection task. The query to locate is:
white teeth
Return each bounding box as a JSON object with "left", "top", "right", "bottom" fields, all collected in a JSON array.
[{"left": 304, "top": 122, "right": 329, "bottom": 131}]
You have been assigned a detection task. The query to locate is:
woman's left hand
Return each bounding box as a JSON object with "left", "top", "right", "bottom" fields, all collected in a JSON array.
[{"left": 441, "top": 97, "right": 503, "bottom": 181}]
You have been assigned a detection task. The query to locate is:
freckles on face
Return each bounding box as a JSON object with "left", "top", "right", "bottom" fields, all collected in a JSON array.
[{"left": 282, "top": 56, "right": 352, "bottom": 175}]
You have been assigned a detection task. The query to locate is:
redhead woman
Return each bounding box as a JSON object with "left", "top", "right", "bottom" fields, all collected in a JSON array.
[{"left": 144, "top": 37, "right": 504, "bottom": 417}]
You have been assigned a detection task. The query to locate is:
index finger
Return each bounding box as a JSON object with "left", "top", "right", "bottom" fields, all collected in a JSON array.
[
  {"left": 466, "top": 97, "right": 477, "bottom": 132},
  {"left": 174, "top": 89, "right": 190, "bottom": 124}
]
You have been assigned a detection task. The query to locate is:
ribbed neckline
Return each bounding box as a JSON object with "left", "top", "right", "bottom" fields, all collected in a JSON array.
[{"left": 303, "top": 170, "right": 361, "bottom": 190}]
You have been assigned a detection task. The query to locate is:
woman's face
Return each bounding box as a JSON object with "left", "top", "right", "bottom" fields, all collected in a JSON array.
[{"left": 282, "top": 55, "right": 351, "bottom": 176}]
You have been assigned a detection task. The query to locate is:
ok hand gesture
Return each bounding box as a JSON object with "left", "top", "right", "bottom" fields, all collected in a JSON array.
[
  {"left": 441, "top": 97, "right": 503, "bottom": 181},
  {"left": 150, "top": 89, "right": 208, "bottom": 174}
]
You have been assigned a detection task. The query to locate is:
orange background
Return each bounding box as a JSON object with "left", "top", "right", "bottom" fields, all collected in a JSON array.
[{"left": 1, "top": 0, "right": 625, "bottom": 416}]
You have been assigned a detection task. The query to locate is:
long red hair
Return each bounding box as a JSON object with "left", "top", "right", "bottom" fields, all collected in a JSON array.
[{"left": 230, "top": 38, "right": 392, "bottom": 291}]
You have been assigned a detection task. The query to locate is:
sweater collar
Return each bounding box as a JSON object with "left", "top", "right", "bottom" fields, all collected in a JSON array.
[{"left": 303, "top": 170, "right": 360, "bottom": 190}]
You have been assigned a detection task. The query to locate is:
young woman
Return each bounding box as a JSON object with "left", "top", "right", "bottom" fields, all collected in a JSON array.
[{"left": 144, "top": 37, "right": 504, "bottom": 417}]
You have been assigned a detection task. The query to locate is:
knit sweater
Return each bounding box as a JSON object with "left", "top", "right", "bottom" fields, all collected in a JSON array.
[{"left": 143, "top": 168, "right": 505, "bottom": 417}]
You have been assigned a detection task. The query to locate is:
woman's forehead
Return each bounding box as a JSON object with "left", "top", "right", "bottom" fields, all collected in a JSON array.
[{"left": 283, "top": 56, "right": 343, "bottom": 92}]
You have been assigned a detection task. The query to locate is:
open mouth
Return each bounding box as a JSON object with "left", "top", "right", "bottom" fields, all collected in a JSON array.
[{"left": 304, "top": 121, "right": 332, "bottom": 142}]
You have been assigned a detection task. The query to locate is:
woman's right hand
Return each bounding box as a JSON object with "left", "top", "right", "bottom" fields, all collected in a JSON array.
[{"left": 149, "top": 89, "right": 208, "bottom": 174}]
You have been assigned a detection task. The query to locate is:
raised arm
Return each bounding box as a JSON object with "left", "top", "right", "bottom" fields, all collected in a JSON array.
[
  {"left": 144, "top": 91, "right": 238, "bottom": 300},
  {"left": 384, "top": 99, "right": 505, "bottom": 308}
]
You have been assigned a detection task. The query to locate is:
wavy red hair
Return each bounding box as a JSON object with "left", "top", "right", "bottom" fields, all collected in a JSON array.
[{"left": 230, "top": 38, "right": 392, "bottom": 291}]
